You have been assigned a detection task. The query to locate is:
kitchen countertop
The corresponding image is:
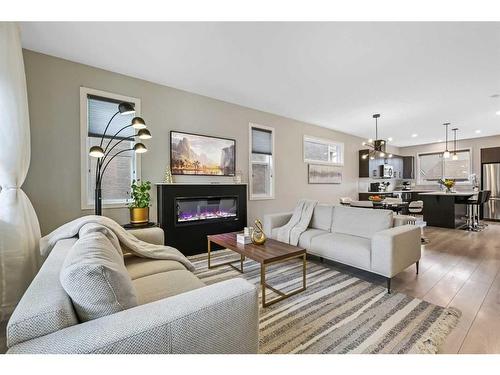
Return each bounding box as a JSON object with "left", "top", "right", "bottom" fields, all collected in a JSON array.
[
  {"left": 418, "top": 191, "right": 476, "bottom": 196},
  {"left": 364, "top": 189, "right": 434, "bottom": 194}
]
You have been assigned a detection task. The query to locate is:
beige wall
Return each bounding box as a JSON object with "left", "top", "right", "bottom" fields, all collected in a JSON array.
[
  {"left": 23, "top": 50, "right": 368, "bottom": 235},
  {"left": 399, "top": 135, "right": 500, "bottom": 188}
]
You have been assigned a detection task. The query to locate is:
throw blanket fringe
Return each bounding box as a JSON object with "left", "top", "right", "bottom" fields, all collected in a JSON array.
[
  {"left": 277, "top": 199, "right": 318, "bottom": 245},
  {"left": 40, "top": 215, "right": 195, "bottom": 271}
]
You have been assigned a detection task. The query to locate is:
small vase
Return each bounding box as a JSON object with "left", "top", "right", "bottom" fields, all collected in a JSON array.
[{"left": 130, "top": 207, "right": 149, "bottom": 225}]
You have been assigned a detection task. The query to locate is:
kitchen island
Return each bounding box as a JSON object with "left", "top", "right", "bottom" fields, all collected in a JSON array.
[{"left": 418, "top": 191, "right": 476, "bottom": 228}]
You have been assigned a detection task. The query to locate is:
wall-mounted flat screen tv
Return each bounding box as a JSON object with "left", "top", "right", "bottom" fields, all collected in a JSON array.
[{"left": 170, "top": 131, "right": 236, "bottom": 176}]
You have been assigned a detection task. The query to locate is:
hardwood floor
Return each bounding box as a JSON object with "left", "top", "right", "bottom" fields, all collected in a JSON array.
[
  {"left": 1, "top": 222, "right": 499, "bottom": 354},
  {"left": 392, "top": 222, "right": 500, "bottom": 353}
]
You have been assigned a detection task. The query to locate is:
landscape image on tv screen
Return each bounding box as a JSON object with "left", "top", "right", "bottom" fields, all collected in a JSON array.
[{"left": 170, "top": 131, "right": 235, "bottom": 176}]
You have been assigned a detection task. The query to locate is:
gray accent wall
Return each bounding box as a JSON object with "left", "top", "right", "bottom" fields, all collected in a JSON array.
[{"left": 23, "top": 49, "right": 365, "bottom": 235}]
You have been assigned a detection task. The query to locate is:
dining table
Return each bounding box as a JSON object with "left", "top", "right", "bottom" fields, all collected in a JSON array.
[{"left": 371, "top": 201, "right": 409, "bottom": 214}]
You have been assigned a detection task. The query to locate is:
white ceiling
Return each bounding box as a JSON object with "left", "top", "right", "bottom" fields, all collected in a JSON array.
[{"left": 20, "top": 22, "right": 500, "bottom": 147}]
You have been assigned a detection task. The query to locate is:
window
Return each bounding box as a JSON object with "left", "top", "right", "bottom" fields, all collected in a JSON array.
[
  {"left": 303, "top": 135, "right": 344, "bottom": 166},
  {"left": 417, "top": 149, "right": 471, "bottom": 184},
  {"left": 249, "top": 124, "right": 274, "bottom": 200},
  {"left": 80, "top": 87, "right": 141, "bottom": 209}
]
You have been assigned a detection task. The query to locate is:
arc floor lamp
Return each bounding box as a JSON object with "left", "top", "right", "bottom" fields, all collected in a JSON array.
[{"left": 88, "top": 102, "right": 151, "bottom": 215}]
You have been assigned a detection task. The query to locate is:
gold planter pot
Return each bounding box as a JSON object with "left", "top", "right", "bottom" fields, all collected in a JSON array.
[{"left": 130, "top": 207, "right": 149, "bottom": 225}]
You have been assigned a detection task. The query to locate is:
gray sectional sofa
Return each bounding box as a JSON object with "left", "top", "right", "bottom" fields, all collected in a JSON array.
[
  {"left": 6, "top": 228, "right": 258, "bottom": 354},
  {"left": 264, "top": 205, "right": 421, "bottom": 291}
]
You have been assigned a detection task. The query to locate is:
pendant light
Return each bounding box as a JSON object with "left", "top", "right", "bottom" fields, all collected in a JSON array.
[
  {"left": 443, "top": 122, "right": 451, "bottom": 159},
  {"left": 361, "top": 114, "right": 393, "bottom": 160},
  {"left": 452, "top": 127, "right": 459, "bottom": 160}
]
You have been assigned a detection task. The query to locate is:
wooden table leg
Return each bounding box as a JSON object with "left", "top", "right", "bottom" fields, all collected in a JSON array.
[
  {"left": 207, "top": 237, "right": 244, "bottom": 273},
  {"left": 260, "top": 254, "right": 307, "bottom": 308},
  {"left": 207, "top": 238, "right": 211, "bottom": 269},
  {"left": 261, "top": 263, "right": 266, "bottom": 308}
]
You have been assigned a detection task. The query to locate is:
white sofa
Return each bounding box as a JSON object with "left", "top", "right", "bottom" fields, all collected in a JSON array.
[
  {"left": 264, "top": 204, "right": 421, "bottom": 292},
  {"left": 6, "top": 228, "right": 258, "bottom": 354}
]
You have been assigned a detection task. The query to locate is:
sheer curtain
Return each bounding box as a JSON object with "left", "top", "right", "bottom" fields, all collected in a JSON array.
[{"left": 0, "top": 22, "right": 41, "bottom": 321}]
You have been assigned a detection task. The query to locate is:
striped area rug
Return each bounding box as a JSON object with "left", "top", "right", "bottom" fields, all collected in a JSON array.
[{"left": 189, "top": 250, "right": 461, "bottom": 354}]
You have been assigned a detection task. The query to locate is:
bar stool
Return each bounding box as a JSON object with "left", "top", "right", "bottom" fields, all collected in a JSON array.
[
  {"left": 475, "top": 190, "right": 491, "bottom": 230},
  {"left": 463, "top": 191, "right": 490, "bottom": 231}
]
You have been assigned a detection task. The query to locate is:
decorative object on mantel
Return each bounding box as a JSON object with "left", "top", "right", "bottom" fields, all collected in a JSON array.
[
  {"left": 251, "top": 219, "right": 266, "bottom": 245},
  {"left": 163, "top": 166, "right": 174, "bottom": 183},
  {"left": 170, "top": 131, "right": 235, "bottom": 176},
  {"left": 88, "top": 101, "right": 151, "bottom": 215},
  {"left": 361, "top": 114, "right": 393, "bottom": 160},
  {"left": 308, "top": 164, "right": 342, "bottom": 184},
  {"left": 233, "top": 170, "right": 243, "bottom": 184},
  {"left": 438, "top": 178, "right": 456, "bottom": 193},
  {"left": 128, "top": 180, "right": 152, "bottom": 225},
  {"left": 442, "top": 122, "right": 451, "bottom": 159}
]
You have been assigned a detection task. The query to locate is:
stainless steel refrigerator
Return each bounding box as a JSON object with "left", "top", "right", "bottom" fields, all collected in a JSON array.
[{"left": 483, "top": 163, "right": 500, "bottom": 220}]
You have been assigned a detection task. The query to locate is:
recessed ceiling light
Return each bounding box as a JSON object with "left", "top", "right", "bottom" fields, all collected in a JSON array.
[
  {"left": 387, "top": 137, "right": 393, "bottom": 142},
  {"left": 411, "top": 134, "right": 418, "bottom": 138},
  {"left": 475, "top": 129, "right": 482, "bottom": 134},
  {"left": 496, "top": 111, "right": 500, "bottom": 115}
]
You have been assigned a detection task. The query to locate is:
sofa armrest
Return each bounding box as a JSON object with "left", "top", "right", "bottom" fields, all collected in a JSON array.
[
  {"left": 371, "top": 225, "right": 421, "bottom": 278},
  {"left": 263, "top": 212, "right": 293, "bottom": 238},
  {"left": 127, "top": 227, "right": 164, "bottom": 245},
  {"left": 7, "top": 278, "right": 258, "bottom": 354}
]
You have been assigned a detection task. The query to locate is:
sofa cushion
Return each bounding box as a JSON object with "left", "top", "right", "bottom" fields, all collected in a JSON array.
[
  {"left": 309, "top": 204, "right": 334, "bottom": 231},
  {"left": 7, "top": 239, "right": 79, "bottom": 348},
  {"left": 310, "top": 232, "right": 371, "bottom": 270},
  {"left": 124, "top": 255, "right": 186, "bottom": 280},
  {"left": 298, "top": 228, "right": 329, "bottom": 249},
  {"left": 133, "top": 270, "right": 205, "bottom": 305},
  {"left": 332, "top": 205, "right": 393, "bottom": 239},
  {"left": 60, "top": 232, "right": 138, "bottom": 322}
]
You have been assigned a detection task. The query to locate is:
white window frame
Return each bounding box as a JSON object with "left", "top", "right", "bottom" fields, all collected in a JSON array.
[
  {"left": 249, "top": 123, "right": 275, "bottom": 200},
  {"left": 80, "top": 87, "right": 142, "bottom": 210},
  {"left": 416, "top": 148, "right": 472, "bottom": 185},
  {"left": 303, "top": 135, "right": 344, "bottom": 166}
]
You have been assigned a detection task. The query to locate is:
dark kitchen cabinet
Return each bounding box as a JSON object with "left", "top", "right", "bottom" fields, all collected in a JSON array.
[
  {"left": 359, "top": 150, "right": 370, "bottom": 177},
  {"left": 481, "top": 147, "right": 500, "bottom": 164},
  {"left": 402, "top": 156, "right": 415, "bottom": 179},
  {"left": 359, "top": 150, "right": 408, "bottom": 179}
]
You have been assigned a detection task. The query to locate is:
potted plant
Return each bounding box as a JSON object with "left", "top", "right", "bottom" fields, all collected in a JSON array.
[
  {"left": 128, "top": 179, "right": 152, "bottom": 225},
  {"left": 438, "top": 178, "right": 456, "bottom": 193}
]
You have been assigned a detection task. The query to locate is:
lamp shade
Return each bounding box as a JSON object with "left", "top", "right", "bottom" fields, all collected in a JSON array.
[
  {"left": 137, "top": 128, "right": 152, "bottom": 139},
  {"left": 131, "top": 117, "right": 146, "bottom": 129},
  {"left": 118, "top": 102, "right": 135, "bottom": 115},
  {"left": 89, "top": 145, "right": 105, "bottom": 158},
  {"left": 133, "top": 143, "right": 148, "bottom": 153}
]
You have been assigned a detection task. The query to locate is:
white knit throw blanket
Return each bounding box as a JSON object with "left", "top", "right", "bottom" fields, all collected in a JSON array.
[
  {"left": 40, "top": 215, "right": 195, "bottom": 271},
  {"left": 276, "top": 199, "right": 318, "bottom": 245}
]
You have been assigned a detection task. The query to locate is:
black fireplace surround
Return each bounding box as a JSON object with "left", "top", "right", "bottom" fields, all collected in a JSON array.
[{"left": 157, "top": 184, "right": 247, "bottom": 255}]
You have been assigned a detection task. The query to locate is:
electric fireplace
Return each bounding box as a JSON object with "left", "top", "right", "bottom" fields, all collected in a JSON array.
[
  {"left": 157, "top": 184, "right": 247, "bottom": 255},
  {"left": 176, "top": 196, "right": 238, "bottom": 224}
]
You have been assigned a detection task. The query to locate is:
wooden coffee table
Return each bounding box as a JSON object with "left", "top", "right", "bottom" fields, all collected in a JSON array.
[{"left": 207, "top": 232, "right": 307, "bottom": 308}]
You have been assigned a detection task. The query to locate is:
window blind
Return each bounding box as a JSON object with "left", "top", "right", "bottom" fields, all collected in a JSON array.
[
  {"left": 88, "top": 95, "right": 134, "bottom": 140},
  {"left": 251, "top": 127, "right": 273, "bottom": 155}
]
